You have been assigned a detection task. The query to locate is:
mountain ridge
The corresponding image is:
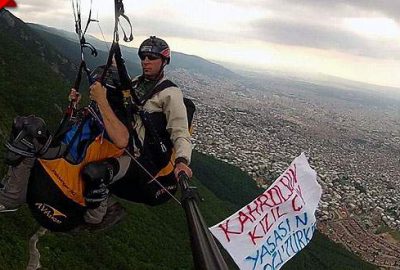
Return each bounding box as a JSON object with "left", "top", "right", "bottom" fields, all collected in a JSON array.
[{"left": 28, "top": 23, "right": 237, "bottom": 80}]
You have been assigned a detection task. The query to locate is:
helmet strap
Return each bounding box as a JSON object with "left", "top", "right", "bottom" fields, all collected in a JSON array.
[{"left": 162, "top": 58, "right": 168, "bottom": 67}]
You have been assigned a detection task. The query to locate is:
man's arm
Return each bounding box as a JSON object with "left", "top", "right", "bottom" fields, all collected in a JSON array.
[
  {"left": 160, "top": 87, "right": 193, "bottom": 178},
  {"left": 89, "top": 82, "right": 129, "bottom": 149}
]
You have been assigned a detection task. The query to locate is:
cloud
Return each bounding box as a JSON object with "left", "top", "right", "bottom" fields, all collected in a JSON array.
[
  {"left": 248, "top": 18, "right": 400, "bottom": 60},
  {"left": 209, "top": 0, "right": 269, "bottom": 6},
  {"left": 210, "top": 0, "right": 400, "bottom": 20},
  {"left": 11, "top": 0, "right": 400, "bottom": 62},
  {"left": 133, "top": 17, "right": 233, "bottom": 42},
  {"left": 281, "top": 0, "right": 400, "bottom": 21},
  {"left": 204, "top": 0, "right": 400, "bottom": 60},
  {"left": 132, "top": 1, "right": 400, "bottom": 61},
  {"left": 13, "top": 0, "right": 74, "bottom": 30},
  {"left": 16, "top": 0, "right": 70, "bottom": 14}
]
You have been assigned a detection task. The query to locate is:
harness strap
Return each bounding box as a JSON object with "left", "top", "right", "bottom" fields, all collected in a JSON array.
[
  {"left": 149, "top": 80, "right": 177, "bottom": 98},
  {"left": 62, "top": 115, "right": 90, "bottom": 159},
  {"left": 4, "top": 142, "right": 36, "bottom": 158},
  {"left": 133, "top": 79, "right": 177, "bottom": 105},
  {"left": 4, "top": 135, "right": 53, "bottom": 158},
  {"left": 130, "top": 79, "right": 177, "bottom": 152}
]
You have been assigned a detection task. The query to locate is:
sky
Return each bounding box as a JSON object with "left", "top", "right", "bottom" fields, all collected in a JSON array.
[{"left": 10, "top": 0, "right": 400, "bottom": 88}]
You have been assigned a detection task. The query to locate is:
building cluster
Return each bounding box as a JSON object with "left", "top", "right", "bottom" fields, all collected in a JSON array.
[{"left": 319, "top": 207, "right": 400, "bottom": 269}]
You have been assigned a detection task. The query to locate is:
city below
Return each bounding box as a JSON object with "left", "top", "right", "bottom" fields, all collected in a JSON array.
[{"left": 170, "top": 68, "right": 400, "bottom": 269}]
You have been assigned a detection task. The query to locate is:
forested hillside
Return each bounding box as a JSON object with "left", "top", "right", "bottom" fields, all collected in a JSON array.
[{"left": 0, "top": 10, "right": 72, "bottom": 175}]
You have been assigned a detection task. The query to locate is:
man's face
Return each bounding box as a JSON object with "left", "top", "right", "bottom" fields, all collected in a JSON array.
[{"left": 140, "top": 53, "right": 163, "bottom": 78}]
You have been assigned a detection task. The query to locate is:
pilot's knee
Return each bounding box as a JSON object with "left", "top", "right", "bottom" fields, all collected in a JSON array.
[{"left": 81, "top": 158, "right": 119, "bottom": 186}]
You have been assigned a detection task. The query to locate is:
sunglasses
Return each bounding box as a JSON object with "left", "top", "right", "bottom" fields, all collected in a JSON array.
[{"left": 139, "top": 53, "right": 161, "bottom": 61}]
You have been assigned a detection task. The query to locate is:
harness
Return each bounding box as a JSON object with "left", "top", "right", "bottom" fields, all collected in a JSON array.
[
  {"left": 24, "top": 0, "right": 133, "bottom": 232},
  {"left": 123, "top": 78, "right": 195, "bottom": 176},
  {"left": 130, "top": 79, "right": 177, "bottom": 150}
]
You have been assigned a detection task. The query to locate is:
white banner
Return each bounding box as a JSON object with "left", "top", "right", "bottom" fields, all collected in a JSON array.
[{"left": 210, "top": 153, "right": 322, "bottom": 270}]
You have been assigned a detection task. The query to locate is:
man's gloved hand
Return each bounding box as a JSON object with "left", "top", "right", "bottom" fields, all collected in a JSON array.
[
  {"left": 84, "top": 182, "right": 109, "bottom": 209},
  {"left": 174, "top": 161, "right": 193, "bottom": 181}
]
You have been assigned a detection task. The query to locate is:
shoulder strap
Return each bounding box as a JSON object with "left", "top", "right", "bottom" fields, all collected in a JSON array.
[
  {"left": 151, "top": 80, "right": 177, "bottom": 96},
  {"left": 140, "top": 80, "right": 178, "bottom": 104},
  {"left": 183, "top": 98, "right": 196, "bottom": 129}
]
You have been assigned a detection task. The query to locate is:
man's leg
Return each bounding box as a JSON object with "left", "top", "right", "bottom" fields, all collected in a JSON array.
[
  {"left": 109, "top": 157, "right": 178, "bottom": 206},
  {"left": 84, "top": 197, "right": 114, "bottom": 224},
  {"left": 81, "top": 155, "right": 131, "bottom": 229},
  {"left": 0, "top": 157, "right": 35, "bottom": 212}
]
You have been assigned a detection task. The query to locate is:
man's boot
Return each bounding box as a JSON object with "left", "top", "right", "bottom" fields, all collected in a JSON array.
[{"left": 71, "top": 198, "right": 126, "bottom": 232}]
